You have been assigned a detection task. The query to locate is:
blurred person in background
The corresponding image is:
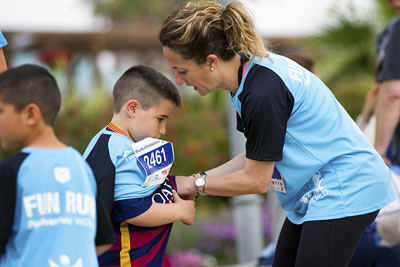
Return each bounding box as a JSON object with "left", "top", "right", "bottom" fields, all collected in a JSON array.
[
  {"left": 350, "top": 1, "right": 400, "bottom": 266},
  {"left": 373, "top": 0, "right": 400, "bottom": 166}
]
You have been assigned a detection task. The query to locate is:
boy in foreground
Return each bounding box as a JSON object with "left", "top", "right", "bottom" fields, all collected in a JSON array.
[
  {"left": 84, "top": 65, "right": 195, "bottom": 267},
  {"left": 0, "top": 64, "right": 114, "bottom": 266}
]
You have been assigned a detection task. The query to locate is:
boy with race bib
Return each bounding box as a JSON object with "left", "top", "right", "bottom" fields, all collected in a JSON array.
[
  {"left": 0, "top": 65, "right": 114, "bottom": 267},
  {"left": 84, "top": 65, "right": 195, "bottom": 267}
]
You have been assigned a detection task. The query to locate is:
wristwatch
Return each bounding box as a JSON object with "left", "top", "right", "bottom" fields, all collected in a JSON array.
[{"left": 195, "top": 171, "right": 207, "bottom": 196}]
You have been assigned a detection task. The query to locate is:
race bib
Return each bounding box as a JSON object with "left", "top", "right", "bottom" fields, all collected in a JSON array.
[
  {"left": 132, "top": 137, "right": 174, "bottom": 187},
  {"left": 270, "top": 168, "right": 286, "bottom": 193}
]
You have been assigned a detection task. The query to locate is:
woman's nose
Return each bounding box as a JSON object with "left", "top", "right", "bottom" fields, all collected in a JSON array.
[{"left": 175, "top": 74, "right": 186, "bottom": 85}]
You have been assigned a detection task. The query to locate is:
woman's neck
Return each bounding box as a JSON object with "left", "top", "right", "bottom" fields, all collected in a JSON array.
[{"left": 219, "top": 54, "right": 243, "bottom": 94}]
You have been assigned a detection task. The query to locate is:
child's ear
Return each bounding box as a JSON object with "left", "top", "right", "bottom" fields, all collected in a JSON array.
[
  {"left": 24, "top": 103, "right": 41, "bottom": 126},
  {"left": 126, "top": 99, "right": 140, "bottom": 118}
]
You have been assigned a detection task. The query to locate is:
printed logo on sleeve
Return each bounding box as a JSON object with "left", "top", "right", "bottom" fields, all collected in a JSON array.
[
  {"left": 122, "top": 149, "right": 133, "bottom": 160},
  {"left": 286, "top": 58, "right": 311, "bottom": 87},
  {"left": 132, "top": 137, "right": 174, "bottom": 187}
]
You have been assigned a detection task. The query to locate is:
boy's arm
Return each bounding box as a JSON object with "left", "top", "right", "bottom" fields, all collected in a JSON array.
[
  {"left": 95, "top": 194, "right": 115, "bottom": 256},
  {"left": 0, "top": 162, "right": 17, "bottom": 255},
  {"left": 126, "top": 190, "right": 195, "bottom": 227}
]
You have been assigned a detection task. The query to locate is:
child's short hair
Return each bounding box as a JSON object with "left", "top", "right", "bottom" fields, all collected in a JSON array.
[
  {"left": 285, "top": 52, "right": 315, "bottom": 72},
  {"left": 0, "top": 64, "right": 61, "bottom": 125},
  {"left": 113, "top": 65, "right": 181, "bottom": 113}
]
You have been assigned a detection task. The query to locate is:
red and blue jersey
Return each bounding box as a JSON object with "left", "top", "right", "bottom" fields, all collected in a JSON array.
[{"left": 98, "top": 176, "right": 177, "bottom": 267}]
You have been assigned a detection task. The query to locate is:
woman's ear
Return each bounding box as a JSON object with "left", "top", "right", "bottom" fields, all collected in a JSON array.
[
  {"left": 126, "top": 99, "right": 140, "bottom": 118},
  {"left": 24, "top": 103, "right": 42, "bottom": 126},
  {"left": 206, "top": 54, "right": 218, "bottom": 70}
]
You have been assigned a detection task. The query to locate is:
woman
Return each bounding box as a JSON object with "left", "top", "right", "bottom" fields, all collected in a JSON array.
[{"left": 159, "top": 1, "right": 396, "bottom": 266}]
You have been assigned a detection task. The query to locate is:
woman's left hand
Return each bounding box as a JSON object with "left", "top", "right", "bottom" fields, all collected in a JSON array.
[{"left": 175, "top": 175, "right": 197, "bottom": 200}]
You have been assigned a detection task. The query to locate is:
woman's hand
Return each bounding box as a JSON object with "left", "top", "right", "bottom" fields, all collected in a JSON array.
[{"left": 175, "top": 175, "right": 197, "bottom": 199}]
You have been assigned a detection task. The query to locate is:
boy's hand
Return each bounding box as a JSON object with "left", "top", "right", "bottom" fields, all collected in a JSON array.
[
  {"left": 172, "top": 190, "right": 195, "bottom": 225},
  {"left": 175, "top": 176, "right": 197, "bottom": 199}
]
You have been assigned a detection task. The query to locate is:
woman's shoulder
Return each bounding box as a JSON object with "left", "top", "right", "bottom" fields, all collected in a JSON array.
[{"left": 244, "top": 63, "right": 290, "bottom": 99}]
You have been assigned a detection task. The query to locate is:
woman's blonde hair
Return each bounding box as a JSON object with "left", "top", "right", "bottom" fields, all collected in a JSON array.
[{"left": 159, "top": 0, "right": 268, "bottom": 64}]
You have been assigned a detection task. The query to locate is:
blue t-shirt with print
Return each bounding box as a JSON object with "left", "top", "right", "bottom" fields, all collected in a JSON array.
[
  {"left": 232, "top": 53, "right": 396, "bottom": 224},
  {"left": 0, "top": 147, "right": 98, "bottom": 267}
]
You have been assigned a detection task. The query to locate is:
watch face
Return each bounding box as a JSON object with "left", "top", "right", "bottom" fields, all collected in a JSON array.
[{"left": 195, "top": 177, "right": 206, "bottom": 187}]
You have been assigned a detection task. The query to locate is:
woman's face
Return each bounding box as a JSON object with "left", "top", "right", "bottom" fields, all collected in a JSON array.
[{"left": 162, "top": 46, "right": 218, "bottom": 96}]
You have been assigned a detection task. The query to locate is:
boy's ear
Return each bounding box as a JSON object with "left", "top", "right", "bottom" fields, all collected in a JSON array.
[
  {"left": 126, "top": 99, "right": 140, "bottom": 118},
  {"left": 23, "top": 103, "right": 42, "bottom": 126}
]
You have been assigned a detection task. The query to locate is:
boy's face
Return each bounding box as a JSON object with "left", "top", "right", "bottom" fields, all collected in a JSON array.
[
  {"left": 0, "top": 99, "right": 27, "bottom": 149},
  {"left": 128, "top": 99, "right": 177, "bottom": 142}
]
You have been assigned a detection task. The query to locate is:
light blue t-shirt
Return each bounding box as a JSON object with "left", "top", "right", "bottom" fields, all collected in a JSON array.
[
  {"left": 0, "top": 147, "right": 98, "bottom": 267},
  {"left": 0, "top": 31, "right": 7, "bottom": 48},
  {"left": 232, "top": 53, "right": 396, "bottom": 224},
  {"left": 83, "top": 127, "right": 159, "bottom": 201}
]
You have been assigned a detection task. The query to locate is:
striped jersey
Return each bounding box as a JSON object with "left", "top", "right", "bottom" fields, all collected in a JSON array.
[{"left": 98, "top": 177, "right": 176, "bottom": 267}]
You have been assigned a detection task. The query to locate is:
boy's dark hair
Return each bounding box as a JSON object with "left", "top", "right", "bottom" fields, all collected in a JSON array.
[
  {"left": 0, "top": 64, "right": 61, "bottom": 125},
  {"left": 113, "top": 65, "right": 181, "bottom": 113},
  {"left": 286, "top": 53, "right": 315, "bottom": 73}
]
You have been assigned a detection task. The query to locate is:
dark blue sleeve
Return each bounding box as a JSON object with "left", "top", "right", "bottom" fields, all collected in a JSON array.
[
  {"left": 112, "top": 197, "right": 153, "bottom": 222},
  {"left": 0, "top": 152, "right": 28, "bottom": 255},
  {"left": 111, "top": 176, "right": 177, "bottom": 222},
  {"left": 240, "top": 66, "right": 294, "bottom": 161},
  {"left": 85, "top": 134, "right": 116, "bottom": 216}
]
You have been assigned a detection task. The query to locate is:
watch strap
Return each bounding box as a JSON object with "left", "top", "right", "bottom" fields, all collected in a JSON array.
[{"left": 195, "top": 171, "right": 207, "bottom": 196}]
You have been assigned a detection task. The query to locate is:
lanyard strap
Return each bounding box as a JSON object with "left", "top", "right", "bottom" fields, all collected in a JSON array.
[
  {"left": 107, "top": 122, "right": 126, "bottom": 136},
  {"left": 242, "top": 62, "right": 249, "bottom": 77}
]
